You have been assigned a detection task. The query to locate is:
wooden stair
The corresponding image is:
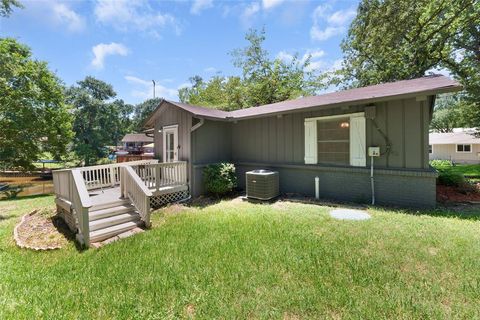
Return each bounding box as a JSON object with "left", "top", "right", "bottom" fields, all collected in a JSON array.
[{"left": 89, "top": 199, "right": 143, "bottom": 244}]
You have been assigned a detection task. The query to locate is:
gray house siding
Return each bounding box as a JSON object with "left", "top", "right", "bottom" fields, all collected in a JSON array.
[
  {"left": 153, "top": 104, "right": 192, "bottom": 162},
  {"left": 159, "top": 97, "right": 436, "bottom": 208},
  {"left": 231, "top": 98, "right": 432, "bottom": 169},
  {"left": 228, "top": 97, "right": 436, "bottom": 208},
  {"left": 191, "top": 120, "right": 231, "bottom": 196}
]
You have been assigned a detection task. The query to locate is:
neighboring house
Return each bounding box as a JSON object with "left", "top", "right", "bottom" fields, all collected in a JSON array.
[
  {"left": 120, "top": 133, "right": 154, "bottom": 154},
  {"left": 144, "top": 75, "right": 461, "bottom": 208},
  {"left": 429, "top": 129, "right": 480, "bottom": 164}
]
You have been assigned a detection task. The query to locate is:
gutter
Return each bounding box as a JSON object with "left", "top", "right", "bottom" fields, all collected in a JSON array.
[{"left": 191, "top": 118, "right": 205, "bottom": 132}]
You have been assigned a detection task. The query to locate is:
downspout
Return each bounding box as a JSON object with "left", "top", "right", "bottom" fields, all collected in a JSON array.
[{"left": 189, "top": 118, "right": 205, "bottom": 197}]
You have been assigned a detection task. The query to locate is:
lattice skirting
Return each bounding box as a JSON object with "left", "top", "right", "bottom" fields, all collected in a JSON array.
[{"left": 150, "top": 190, "right": 190, "bottom": 209}]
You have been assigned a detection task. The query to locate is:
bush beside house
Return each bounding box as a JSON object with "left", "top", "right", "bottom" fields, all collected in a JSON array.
[{"left": 203, "top": 163, "right": 237, "bottom": 196}]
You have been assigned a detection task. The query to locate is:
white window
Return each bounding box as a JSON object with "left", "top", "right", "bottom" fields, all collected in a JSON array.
[
  {"left": 456, "top": 144, "right": 472, "bottom": 153},
  {"left": 304, "top": 113, "right": 366, "bottom": 167}
]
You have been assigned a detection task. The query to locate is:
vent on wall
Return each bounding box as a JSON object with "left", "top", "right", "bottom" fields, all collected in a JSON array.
[{"left": 246, "top": 170, "right": 280, "bottom": 200}]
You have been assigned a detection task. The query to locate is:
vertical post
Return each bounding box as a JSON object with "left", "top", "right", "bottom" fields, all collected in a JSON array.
[
  {"left": 155, "top": 164, "right": 160, "bottom": 191},
  {"left": 110, "top": 166, "right": 116, "bottom": 187},
  {"left": 81, "top": 207, "right": 90, "bottom": 247},
  {"left": 120, "top": 167, "right": 125, "bottom": 198}
]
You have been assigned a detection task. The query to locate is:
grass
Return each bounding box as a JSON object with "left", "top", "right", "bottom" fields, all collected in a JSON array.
[{"left": 1, "top": 196, "right": 480, "bottom": 318}]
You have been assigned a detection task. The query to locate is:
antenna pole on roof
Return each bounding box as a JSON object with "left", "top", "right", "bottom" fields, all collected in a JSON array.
[{"left": 152, "top": 80, "right": 156, "bottom": 99}]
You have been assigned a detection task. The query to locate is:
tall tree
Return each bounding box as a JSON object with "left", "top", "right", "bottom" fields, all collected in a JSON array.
[
  {"left": 67, "top": 77, "right": 134, "bottom": 166},
  {"left": 430, "top": 94, "right": 465, "bottom": 132},
  {"left": 0, "top": 38, "right": 73, "bottom": 169},
  {"left": 132, "top": 97, "right": 162, "bottom": 130},
  {"left": 179, "top": 29, "right": 325, "bottom": 110},
  {"left": 0, "top": 0, "right": 22, "bottom": 17},
  {"left": 337, "top": 0, "right": 478, "bottom": 87},
  {"left": 337, "top": 0, "right": 479, "bottom": 128}
]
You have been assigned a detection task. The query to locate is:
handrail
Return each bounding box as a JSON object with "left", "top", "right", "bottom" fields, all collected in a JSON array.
[
  {"left": 78, "top": 159, "right": 159, "bottom": 191},
  {"left": 121, "top": 166, "right": 153, "bottom": 227},
  {"left": 71, "top": 169, "right": 92, "bottom": 247},
  {"left": 133, "top": 161, "right": 188, "bottom": 190}
]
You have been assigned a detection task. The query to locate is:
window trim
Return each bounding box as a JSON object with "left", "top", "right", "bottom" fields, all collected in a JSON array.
[
  {"left": 429, "top": 144, "right": 433, "bottom": 154},
  {"left": 456, "top": 144, "right": 472, "bottom": 153},
  {"left": 304, "top": 112, "right": 366, "bottom": 167}
]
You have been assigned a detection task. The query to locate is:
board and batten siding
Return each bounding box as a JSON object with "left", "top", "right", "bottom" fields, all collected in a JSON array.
[
  {"left": 153, "top": 104, "right": 192, "bottom": 162},
  {"left": 231, "top": 97, "right": 432, "bottom": 170}
]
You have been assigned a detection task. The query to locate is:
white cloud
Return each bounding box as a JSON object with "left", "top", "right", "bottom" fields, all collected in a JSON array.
[
  {"left": 310, "top": 4, "right": 356, "bottom": 41},
  {"left": 204, "top": 67, "right": 217, "bottom": 73},
  {"left": 94, "top": 0, "right": 180, "bottom": 37},
  {"left": 125, "top": 75, "right": 179, "bottom": 101},
  {"left": 91, "top": 43, "right": 129, "bottom": 69},
  {"left": 52, "top": 3, "right": 85, "bottom": 32},
  {"left": 262, "top": 0, "right": 284, "bottom": 10},
  {"left": 191, "top": 0, "right": 214, "bottom": 15},
  {"left": 276, "top": 49, "right": 326, "bottom": 71},
  {"left": 276, "top": 51, "right": 295, "bottom": 63},
  {"left": 241, "top": 2, "right": 260, "bottom": 27}
]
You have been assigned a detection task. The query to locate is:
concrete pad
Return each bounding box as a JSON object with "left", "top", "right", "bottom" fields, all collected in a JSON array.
[{"left": 330, "top": 208, "right": 371, "bottom": 221}]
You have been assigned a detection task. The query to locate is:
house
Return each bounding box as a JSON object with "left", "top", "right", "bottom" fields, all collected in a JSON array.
[
  {"left": 144, "top": 75, "right": 461, "bottom": 208},
  {"left": 117, "top": 133, "right": 154, "bottom": 163},
  {"left": 52, "top": 75, "right": 461, "bottom": 247},
  {"left": 429, "top": 129, "right": 480, "bottom": 164},
  {"left": 120, "top": 133, "right": 153, "bottom": 154}
]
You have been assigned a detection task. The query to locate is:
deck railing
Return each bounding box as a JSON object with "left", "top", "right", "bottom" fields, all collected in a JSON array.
[
  {"left": 52, "top": 160, "right": 188, "bottom": 245},
  {"left": 120, "top": 166, "right": 152, "bottom": 227},
  {"left": 52, "top": 169, "right": 92, "bottom": 246},
  {"left": 71, "top": 170, "right": 92, "bottom": 246},
  {"left": 133, "top": 161, "right": 188, "bottom": 191},
  {"left": 78, "top": 160, "right": 158, "bottom": 190}
]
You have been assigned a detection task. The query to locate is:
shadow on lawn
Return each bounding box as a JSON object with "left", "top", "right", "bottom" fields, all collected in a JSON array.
[{"left": 51, "top": 214, "right": 86, "bottom": 252}]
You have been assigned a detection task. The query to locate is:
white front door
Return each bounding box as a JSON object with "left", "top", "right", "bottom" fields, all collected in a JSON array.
[{"left": 163, "top": 125, "right": 178, "bottom": 162}]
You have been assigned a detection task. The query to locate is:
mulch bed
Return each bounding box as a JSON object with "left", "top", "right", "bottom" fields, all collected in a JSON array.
[
  {"left": 437, "top": 183, "right": 480, "bottom": 204},
  {"left": 14, "top": 209, "right": 72, "bottom": 250}
]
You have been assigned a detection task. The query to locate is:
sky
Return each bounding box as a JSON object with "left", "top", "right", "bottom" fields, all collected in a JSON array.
[{"left": 0, "top": 0, "right": 360, "bottom": 105}]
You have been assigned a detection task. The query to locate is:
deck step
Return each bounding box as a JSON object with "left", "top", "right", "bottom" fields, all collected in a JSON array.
[
  {"left": 89, "top": 204, "right": 136, "bottom": 221},
  {"left": 90, "top": 198, "right": 130, "bottom": 211},
  {"left": 89, "top": 212, "right": 140, "bottom": 231},
  {"left": 89, "top": 220, "right": 143, "bottom": 243}
]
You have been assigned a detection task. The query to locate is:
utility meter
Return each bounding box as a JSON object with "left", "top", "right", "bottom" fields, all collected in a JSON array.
[{"left": 368, "top": 146, "right": 380, "bottom": 157}]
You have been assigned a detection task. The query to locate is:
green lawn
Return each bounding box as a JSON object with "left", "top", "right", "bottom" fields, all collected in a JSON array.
[{"left": 1, "top": 196, "right": 480, "bottom": 319}]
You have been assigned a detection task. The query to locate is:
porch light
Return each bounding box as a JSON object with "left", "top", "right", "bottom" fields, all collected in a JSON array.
[{"left": 340, "top": 122, "right": 349, "bottom": 128}]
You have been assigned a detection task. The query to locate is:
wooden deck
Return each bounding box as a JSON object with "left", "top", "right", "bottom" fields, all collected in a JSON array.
[
  {"left": 52, "top": 161, "right": 189, "bottom": 247},
  {"left": 88, "top": 184, "right": 189, "bottom": 206}
]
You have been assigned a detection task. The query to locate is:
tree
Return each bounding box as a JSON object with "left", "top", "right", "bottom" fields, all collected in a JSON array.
[
  {"left": 430, "top": 94, "right": 465, "bottom": 132},
  {"left": 67, "top": 77, "right": 134, "bottom": 166},
  {"left": 179, "top": 29, "right": 325, "bottom": 110},
  {"left": 337, "top": 0, "right": 480, "bottom": 128},
  {"left": 0, "top": 38, "right": 73, "bottom": 169},
  {"left": 0, "top": 0, "right": 22, "bottom": 17},
  {"left": 337, "top": 0, "right": 478, "bottom": 86},
  {"left": 132, "top": 97, "right": 162, "bottom": 130}
]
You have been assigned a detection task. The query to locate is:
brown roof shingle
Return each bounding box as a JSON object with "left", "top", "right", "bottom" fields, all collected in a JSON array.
[
  {"left": 121, "top": 133, "right": 154, "bottom": 143},
  {"left": 146, "top": 75, "right": 461, "bottom": 126}
]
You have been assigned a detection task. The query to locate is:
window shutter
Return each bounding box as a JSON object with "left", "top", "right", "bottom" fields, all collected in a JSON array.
[
  {"left": 350, "top": 116, "right": 366, "bottom": 166},
  {"left": 304, "top": 120, "right": 317, "bottom": 164}
]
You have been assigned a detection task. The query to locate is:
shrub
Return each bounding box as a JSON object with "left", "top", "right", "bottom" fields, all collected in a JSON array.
[
  {"left": 437, "top": 171, "right": 465, "bottom": 187},
  {"left": 430, "top": 159, "right": 453, "bottom": 167},
  {"left": 203, "top": 163, "right": 237, "bottom": 196}
]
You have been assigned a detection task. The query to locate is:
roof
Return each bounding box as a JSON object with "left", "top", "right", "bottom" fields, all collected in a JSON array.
[
  {"left": 430, "top": 130, "right": 480, "bottom": 145},
  {"left": 121, "top": 133, "right": 154, "bottom": 143},
  {"left": 144, "top": 75, "right": 461, "bottom": 127}
]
